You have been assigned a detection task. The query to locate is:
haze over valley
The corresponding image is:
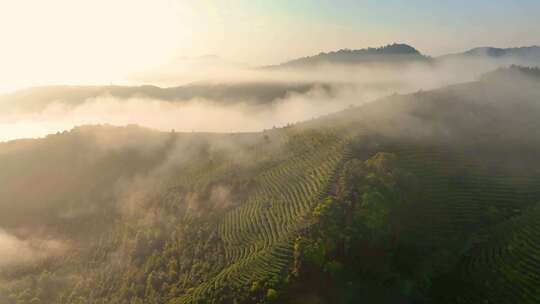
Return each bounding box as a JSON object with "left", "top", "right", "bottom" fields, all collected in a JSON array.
[{"left": 2, "top": 44, "right": 540, "bottom": 142}]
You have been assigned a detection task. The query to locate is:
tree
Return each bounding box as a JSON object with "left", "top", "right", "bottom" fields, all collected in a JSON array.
[{"left": 266, "top": 288, "right": 278, "bottom": 302}]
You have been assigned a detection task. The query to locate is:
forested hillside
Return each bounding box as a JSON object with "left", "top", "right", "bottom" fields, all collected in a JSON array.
[
  {"left": 0, "top": 82, "right": 335, "bottom": 115},
  {"left": 1, "top": 67, "right": 540, "bottom": 304}
]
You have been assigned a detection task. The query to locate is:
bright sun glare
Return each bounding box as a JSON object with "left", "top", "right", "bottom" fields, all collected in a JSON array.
[{"left": 0, "top": 0, "right": 184, "bottom": 93}]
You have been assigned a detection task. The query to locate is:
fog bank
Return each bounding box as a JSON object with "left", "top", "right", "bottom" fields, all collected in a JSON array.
[{"left": 1, "top": 56, "right": 537, "bottom": 142}]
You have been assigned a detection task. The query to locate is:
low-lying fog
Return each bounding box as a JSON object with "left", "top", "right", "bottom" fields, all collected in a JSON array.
[{"left": 0, "top": 56, "right": 533, "bottom": 142}]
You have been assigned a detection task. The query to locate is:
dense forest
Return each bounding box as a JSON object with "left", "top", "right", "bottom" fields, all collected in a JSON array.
[{"left": 1, "top": 67, "right": 540, "bottom": 303}]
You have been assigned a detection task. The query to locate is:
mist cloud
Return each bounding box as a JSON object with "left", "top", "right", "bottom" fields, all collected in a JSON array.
[
  {"left": 0, "top": 229, "right": 66, "bottom": 268},
  {"left": 1, "top": 55, "right": 537, "bottom": 143},
  {"left": 0, "top": 86, "right": 355, "bottom": 142}
]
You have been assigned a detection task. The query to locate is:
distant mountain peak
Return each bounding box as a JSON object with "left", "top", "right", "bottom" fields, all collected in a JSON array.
[
  {"left": 465, "top": 47, "right": 507, "bottom": 57},
  {"left": 273, "top": 43, "right": 429, "bottom": 68},
  {"left": 319, "top": 43, "right": 422, "bottom": 57},
  {"left": 462, "top": 45, "right": 540, "bottom": 57}
]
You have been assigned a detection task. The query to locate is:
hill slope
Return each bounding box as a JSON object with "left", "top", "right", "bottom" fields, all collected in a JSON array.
[{"left": 1, "top": 67, "right": 540, "bottom": 303}]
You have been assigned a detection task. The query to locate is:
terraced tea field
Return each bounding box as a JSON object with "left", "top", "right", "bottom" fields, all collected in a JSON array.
[
  {"left": 175, "top": 130, "right": 351, "bottom": 303},
  {"left": 369, "top": 142, "right": 540, "bottom": 303}
]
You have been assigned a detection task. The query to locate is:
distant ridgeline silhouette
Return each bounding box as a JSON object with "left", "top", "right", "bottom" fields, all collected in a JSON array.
[
  {"left": 463, "top": 46, "right": 540, "bottom": 59},
  {"left": 439, "top": 46, "right": 540, "bottom": 66},
  {"left": 480, "top": 65, "right": 540, "bottom": 82},
  {"left": 273, "top": 43, "right": 430, "bottom": 68}
]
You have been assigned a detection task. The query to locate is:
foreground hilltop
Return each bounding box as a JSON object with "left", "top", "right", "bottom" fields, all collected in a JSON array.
[{"left": 1, "top": 67, "right": 540, "bottom": 303}]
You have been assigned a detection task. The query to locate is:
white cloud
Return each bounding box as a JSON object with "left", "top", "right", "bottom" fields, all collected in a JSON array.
[{"left": 0, "top": 229, "right": 66, "bottom": 267}]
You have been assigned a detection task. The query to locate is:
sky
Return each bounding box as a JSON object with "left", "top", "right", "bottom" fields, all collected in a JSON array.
[{"left": 0, "top": 0, "right": 539, "bottom": 92}]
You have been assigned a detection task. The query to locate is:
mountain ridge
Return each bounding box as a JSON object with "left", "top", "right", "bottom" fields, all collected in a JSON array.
[
  {"left": 438, "top": 45, "right": 540, "bottom": 62},
  {"left": 268, "top": 43, "right": 430, "bottom": 69},
  {"left": 268, "top": 43, "right": 540, "bottom": 69}
]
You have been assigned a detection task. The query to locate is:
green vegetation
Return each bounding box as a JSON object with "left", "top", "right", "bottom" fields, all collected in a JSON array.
[{"left": 2, "top": 70, "right": 540, "bottom": 303}]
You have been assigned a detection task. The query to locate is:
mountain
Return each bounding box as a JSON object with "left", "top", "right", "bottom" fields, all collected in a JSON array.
[
  {"left": 268, "top": 43, "right": 540, "bottom": 70},
  {"left": 459, "top": 45, "right": 540, "bottom": 59},
  {"left": 269, "top": 43, "right": 431, "bottom": 69},
  {"left": 2, "top": 67, "right": 540, "bottom": 303},
  {"left": 438, "top": 45, "right": 540, "bottom": 66}
]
